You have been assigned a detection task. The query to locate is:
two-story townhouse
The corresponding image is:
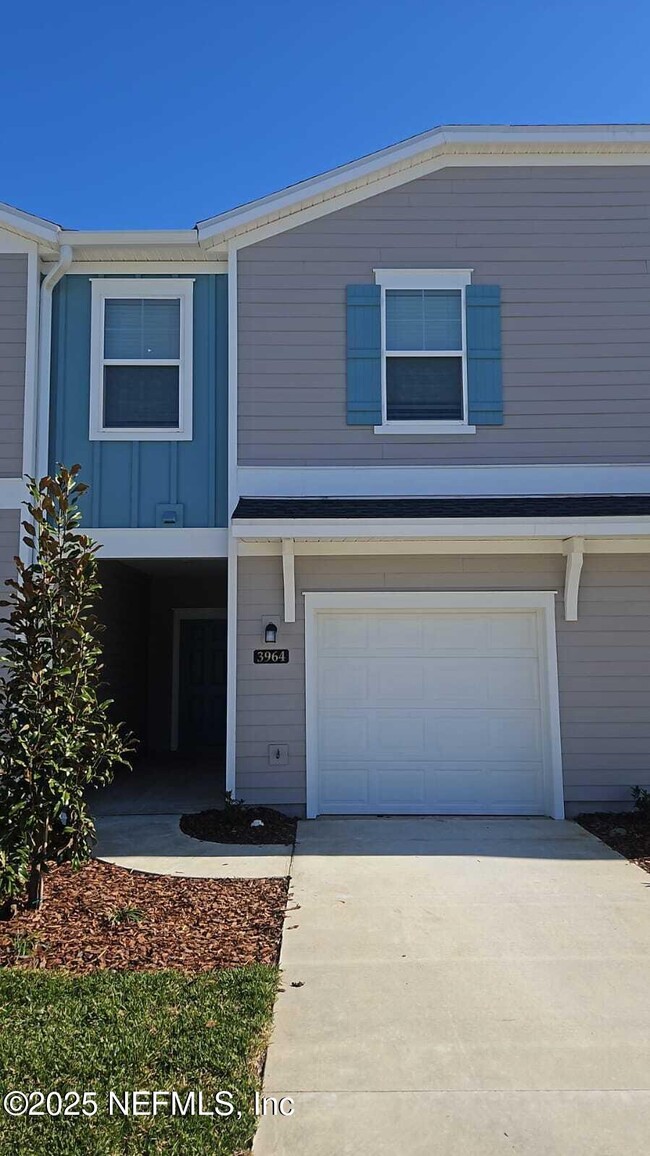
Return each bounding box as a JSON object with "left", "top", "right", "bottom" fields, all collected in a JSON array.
[
  {"left": 0, "top": 204, "right": 230, "bottom": 807},
  {"left": 195, "top": 124, "right": 650, "bottom": 820},
  {"left": 5, "top": 125, "right": 650, "bottom": 822}
]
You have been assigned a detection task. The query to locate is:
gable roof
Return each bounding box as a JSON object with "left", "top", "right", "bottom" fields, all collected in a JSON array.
[
  {"left": 196, "top": 123, "right": 650, "bottom": 250},
  {"left": 0, "top": 201, "right": 61, "bottom": 247}
]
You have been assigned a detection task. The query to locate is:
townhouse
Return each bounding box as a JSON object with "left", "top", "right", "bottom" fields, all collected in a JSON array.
[{"left": 3, "top": 125, "right": 650, "bottom": 818}]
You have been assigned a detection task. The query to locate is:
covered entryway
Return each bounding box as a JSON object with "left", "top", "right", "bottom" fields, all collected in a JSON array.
[
  {"left": 305, "top": 592, "right": 563, "bottom": 818},
  {"left": 92, "top": 558, "right": 228, "bottom": 815}
]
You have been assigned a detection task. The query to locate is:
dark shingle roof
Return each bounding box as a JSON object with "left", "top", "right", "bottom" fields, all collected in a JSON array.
[{"left": 233, "top": 495, "right": 650, "bottom": 520}]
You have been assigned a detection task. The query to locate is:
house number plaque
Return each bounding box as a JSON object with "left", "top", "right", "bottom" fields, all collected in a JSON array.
[{"left": 253, "top": 649, "right": 290, "bottom": 664}]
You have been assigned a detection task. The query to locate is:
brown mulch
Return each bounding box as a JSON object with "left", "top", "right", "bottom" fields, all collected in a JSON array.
[
  {"left": 180, "top": 806, "right": 297, "bottom": 846},
  {"left": 0, "top": 860, "right": 289, "bottom": 974},
  {"left": 576, "top": 811, "right": 650, "bottom": 874}
]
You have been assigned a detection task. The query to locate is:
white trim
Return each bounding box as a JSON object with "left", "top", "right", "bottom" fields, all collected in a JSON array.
[
  {"left": 170, "top": 607, "right": 227, "bottom": 751},
  {"left": 374, "top": 268, "right": 473, "bottom": 289},
  {"left": 236, "top": 535, "right": 650, "bottom": 557},
  {"left": 236, "top": 463, "right": 650, "bottom": 499},
  {"left": 227, "top": 244, "right": 238, "bottom": 515},
  {"left": 225, "top": 536, "right": 238, "bottom": 796},
  {"left": 281, "top": 538, "right": 296, "bottom": 622},
  {"left": 59, "top": 230, "right": 199, "bottom": 248},
  {"left": 42, "top": 260, "right": 227, "bottom": 275},
  {"left": 232, "top": 516, "right": 650, "bottom": 541},
  {"left": 0, "top": 203, "right": 60, "bottom": 247},
  {"left": 87, "top": 527, "right": 229, "bottom": 558},
  {"left": 375, "top": 270, "right": 470, "bottom": 434},
  {"left": 563, "top": 537, "right": 584, "bottom": 622},
  {"left": 89, "top": 278, "right": 194, "bottom": 442},
  {"left": 374, "top": 422, "right": 476, "bottom": 436},
  {"left": 304, "top": 589, "right": 564, "bottom": 821},
  {"left": 0, "top": 479, "right": 27, "bottom": 508},
  {"left": 20, "top": 245, "right": 39, "bottom": 482},
  {"left": 36, "top": 244, "right": 73, "bottom": 479}
]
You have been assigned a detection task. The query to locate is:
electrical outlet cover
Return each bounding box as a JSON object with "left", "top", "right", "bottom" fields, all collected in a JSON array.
[{"left": 268, "top": 744, "right": 289, "bottom": 766}]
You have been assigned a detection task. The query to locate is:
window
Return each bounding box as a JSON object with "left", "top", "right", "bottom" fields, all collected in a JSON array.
[
  {"left": 90, "top": 279, "right": 194, "bottom": 440},
  {"left": 375, "top": 269, "right": 474, "bottom": 434}
]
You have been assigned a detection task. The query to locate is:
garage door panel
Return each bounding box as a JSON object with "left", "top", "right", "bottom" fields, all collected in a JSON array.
[
  {"left": 374, "top": 713, "right": 427, "bottom": 755},
  {"left": 375, "top": 768, "right": 426, "bottom": 806},
  {"left": 370, "top": 661, "right": 426, "bottom": 703},
  {"left": 320, "top": 768, "right": 369, "bottom": 806},
  {"left": 318, "top": 615, "right": 370, "bottom": 652},
  {"left": 487, "top": 613, "right": 538, "bottom": 651},
  {"left": 485, "top": 658, "right": 540, "bottom": 707},
  {"left": 375, "top": 615, "right": 426, "bottom": 651},
  {"left": 423, "top": 613, "right": 492, "bottom": 652},
  {"left": 319, "top": 713, "right": 368, "bottom": 758},
  {"left": 320, "top": 658, "right": 368, "bottom": 702}
]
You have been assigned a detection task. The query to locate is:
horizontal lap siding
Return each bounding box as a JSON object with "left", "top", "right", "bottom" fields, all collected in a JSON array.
[
  {"left": 236, "top": 553, "right": 650, "bottom": 813},
  {"left": 0, "top": 256, "right": 27, "bottom": 477},
  {"left": 238, "top": 166, "right": 650, "bottom": 465},
  {"left": 0, "top": 510, "right": 20, "bottom": 635}
]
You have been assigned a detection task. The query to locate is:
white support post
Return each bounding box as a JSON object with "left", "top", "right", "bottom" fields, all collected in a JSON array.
[
  {"left": 563, "top": 536, "right": 584, "bottom": 621},
  {"left": 281, "top": 538, "right": 296, "bottom": 623}
]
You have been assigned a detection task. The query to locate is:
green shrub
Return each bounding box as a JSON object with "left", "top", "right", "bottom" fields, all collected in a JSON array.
[{"left": 0, "top": 466, "right": 134, "bottom": 908}]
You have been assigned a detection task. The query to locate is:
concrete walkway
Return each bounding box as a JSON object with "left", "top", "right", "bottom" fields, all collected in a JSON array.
[
  {"left": 254, "top": 817, "right": 650, "bottom": 1155},
  {"left": 94, "top": 815, "right": 292, "bottom": 878}
]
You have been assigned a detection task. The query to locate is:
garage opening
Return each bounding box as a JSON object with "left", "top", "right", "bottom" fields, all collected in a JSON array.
[
  {"left": 306, "top": 593, "right": 563, "bottom": 819},
  {"left": 92, "top": 558, "right": 227, "bottom": 816}
]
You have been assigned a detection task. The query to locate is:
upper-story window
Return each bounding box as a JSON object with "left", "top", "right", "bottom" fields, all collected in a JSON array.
[
  {"left": 375, "top": 269, "right": 473, "bottom": 434},
  {"left": 89, "top": 279, "right": 194, "bottom": 441}
]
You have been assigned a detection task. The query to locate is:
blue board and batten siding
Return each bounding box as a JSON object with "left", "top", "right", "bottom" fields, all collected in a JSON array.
[{"left": 49, "top": 274, "right": 228, "bottom": 528}]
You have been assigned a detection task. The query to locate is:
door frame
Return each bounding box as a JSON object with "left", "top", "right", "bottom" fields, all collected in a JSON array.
[
  {"left": 304, "top": 590, "right": 564, "bottom": 820},
  {"left": 170, "top": 607, "right": 227, "bottom": 751}
]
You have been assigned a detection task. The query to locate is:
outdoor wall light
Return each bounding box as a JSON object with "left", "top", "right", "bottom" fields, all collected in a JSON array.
[{"left": 264, "top": 622, "right": 278, "bottom": 644}]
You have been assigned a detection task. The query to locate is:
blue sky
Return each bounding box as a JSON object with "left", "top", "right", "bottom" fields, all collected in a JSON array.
[{"left": 3, "top": 0, "right": 650, "bottom": 229}]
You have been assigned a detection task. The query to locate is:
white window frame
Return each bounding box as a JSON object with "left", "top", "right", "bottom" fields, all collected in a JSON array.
[
  {"left": 89, "top": 278, "right": 194, "bottom": 441},
  {"left": 373, "top": 269, "right": 475, "bottom": 436}
]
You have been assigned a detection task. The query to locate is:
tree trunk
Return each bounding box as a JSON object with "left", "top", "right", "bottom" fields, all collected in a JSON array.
[{"left": 26, "top": 821, "right": 49, "bottom": 908}]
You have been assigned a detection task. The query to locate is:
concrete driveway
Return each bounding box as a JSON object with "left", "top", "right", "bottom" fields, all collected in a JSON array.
[{"left": 254, "top": 818, "right": 650, "bottom": 1156}]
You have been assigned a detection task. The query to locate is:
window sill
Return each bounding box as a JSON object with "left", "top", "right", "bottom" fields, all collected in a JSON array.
[
  {"left": 89, "top": 428, "right": 192, "bottom": 442},
  {"left": 373, "top": 422, "right": 477, "bottom": 436}
]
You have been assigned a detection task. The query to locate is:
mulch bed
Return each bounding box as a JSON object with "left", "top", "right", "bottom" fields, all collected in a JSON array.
[
  {"left": 180, "top": 805, "right": 297, "bottom": 846},
  {"left": 0, "top": 859, "right": 288, "bottom": 974},
  {"left": 576, "top": 811, "right": 650, "bottom": 874}
]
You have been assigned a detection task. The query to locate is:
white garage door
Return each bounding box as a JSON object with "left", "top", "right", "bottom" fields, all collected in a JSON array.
[{"left": 310, "top": 603, "right": 557, "bottom": 816}]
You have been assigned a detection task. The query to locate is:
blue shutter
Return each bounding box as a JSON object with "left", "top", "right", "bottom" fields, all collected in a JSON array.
[
  {"left": 466, "top": 284, "right": 503, "bottom": 426},
  {"left": 346, "top": 284, "right": 382, "bottom": 425}
]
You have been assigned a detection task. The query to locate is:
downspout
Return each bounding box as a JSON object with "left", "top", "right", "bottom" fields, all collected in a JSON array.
[{"left": 34, "top": 243, "right": 73, "bottom": 480}]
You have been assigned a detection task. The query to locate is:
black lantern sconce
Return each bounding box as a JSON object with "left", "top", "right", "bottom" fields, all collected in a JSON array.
[{"left": 264, "top": 622, "right": 278, "bottom": 645}]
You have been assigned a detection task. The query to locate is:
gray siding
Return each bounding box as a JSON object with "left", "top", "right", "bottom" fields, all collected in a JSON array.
[
  {"left": 0, "top": 510, "right": 20, "bottom": 635},
  {"left": 238, "top": 166, "right": 650, "bottom": 465},
  {"left": 236, "top": 552, "right": 650, "bottom": 813},
  {"left": 0, "top": 255, "right": 27, "bottom": 477}
]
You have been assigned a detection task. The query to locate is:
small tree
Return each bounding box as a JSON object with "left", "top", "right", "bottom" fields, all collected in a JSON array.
[{"left": 0, "top": 465, "right": 134, "bottom": 909}]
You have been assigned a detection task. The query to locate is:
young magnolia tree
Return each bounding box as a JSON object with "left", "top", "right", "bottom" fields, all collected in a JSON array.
[{"left": 0, "top": 466, "right": 134, "bottom": 908}]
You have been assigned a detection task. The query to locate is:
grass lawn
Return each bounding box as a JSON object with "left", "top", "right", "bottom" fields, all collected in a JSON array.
[{"left": 0, "top": 965, "right": 279, "bottom": 1156}]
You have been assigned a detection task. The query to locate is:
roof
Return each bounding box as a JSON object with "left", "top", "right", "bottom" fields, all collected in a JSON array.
[
  {"left": 233, "top": 496, "right": 650, "bottom": 520},
  {"left": 6, "top": 124, "right": 650, "bottom": 256},
  {"left": 196, "top": 123, "right": 650, "bottom": 249},
  {"left": 0, "top": 201, "right": 61, "bottom": 246}
]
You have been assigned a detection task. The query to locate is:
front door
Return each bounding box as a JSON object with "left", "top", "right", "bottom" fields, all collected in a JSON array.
[{"left": 178, "top": 617, "right": 227, "bottom": 752}]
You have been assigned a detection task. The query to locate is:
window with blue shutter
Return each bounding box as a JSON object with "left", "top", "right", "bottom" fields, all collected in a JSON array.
[
  {"left": 465, "top": 285, "right": 503, "bottom": 426},
  {"left": 347, "top": 275, "right": 503, "bottom": 431},
  {"left": 346, "top": 284, "right": 382, "bottom": 425}
]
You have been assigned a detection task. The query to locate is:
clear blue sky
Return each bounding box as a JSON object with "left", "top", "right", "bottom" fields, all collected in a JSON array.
[{"left": 3, "top": 0, "right": 650, "bottom": 229}]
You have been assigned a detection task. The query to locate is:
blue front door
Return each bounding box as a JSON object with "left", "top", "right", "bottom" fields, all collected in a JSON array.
[{"left": 178, "top": 617, "right": 227, "bottom": 751}]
